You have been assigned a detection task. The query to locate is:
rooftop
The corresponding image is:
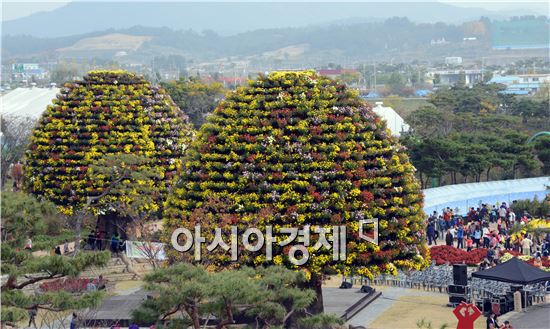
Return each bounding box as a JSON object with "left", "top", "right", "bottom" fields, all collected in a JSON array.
[{"left": 1, "top": 87, "right": 59, "bottom": 118}]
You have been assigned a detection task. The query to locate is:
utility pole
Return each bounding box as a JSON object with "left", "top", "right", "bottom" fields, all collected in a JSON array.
[
  {"left": 363, "top": 63, "right": 366, "bottom": 93},
  {"left": 481, "top": 57, "right": 485, "bottom": 83},
  {"left": 373, "top": 62, "right": 377, "bottom": 93}
]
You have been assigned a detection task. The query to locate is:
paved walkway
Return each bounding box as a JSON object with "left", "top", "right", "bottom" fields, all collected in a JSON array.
[
  {"left": 323, "top": 287, "right": 368, "bottom": 317},
  {"left": 346, "top": 286, "right": 444, "bottom": 327},
  {"left": 500, "top": 303, "right": 550, "bottom": 329}
]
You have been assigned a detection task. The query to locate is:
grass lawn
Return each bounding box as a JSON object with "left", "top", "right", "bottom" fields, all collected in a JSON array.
[{"left": 368, "top": 294, "right": 487, "bottom": 329}]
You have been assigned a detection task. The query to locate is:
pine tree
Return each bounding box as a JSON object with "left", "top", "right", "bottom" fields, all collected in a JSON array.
[{"left": 1, "top": 191, "right": 110, "bottom": 327}]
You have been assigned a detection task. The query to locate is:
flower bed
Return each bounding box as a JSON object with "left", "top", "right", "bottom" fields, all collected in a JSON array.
[
  {"left": 500, "top": 252, "right": 550, "bottom": 268},
  {"left": 430, "top": 245, "right": 488, "bottom": 265},
  {"left": 39, "top": 277, "right": 107, "bottom": 293}
]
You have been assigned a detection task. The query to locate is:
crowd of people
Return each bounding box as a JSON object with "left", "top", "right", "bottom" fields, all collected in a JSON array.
[
  {"left": 426, "top": 202, "right": 550, "bottom": 268},
  {"left": 85, "top": 229, "right": 125, "bottom": 255}
]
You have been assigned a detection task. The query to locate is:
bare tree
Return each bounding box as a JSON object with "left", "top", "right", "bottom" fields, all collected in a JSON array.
[{"left": 0, "top": 115, "right": 36, "bottom": 188}]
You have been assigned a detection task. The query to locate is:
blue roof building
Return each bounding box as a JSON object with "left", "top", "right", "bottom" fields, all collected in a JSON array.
[
  {"left": 414, "top": 89, "right": 432, "bottom": 97},
  {"left": 489, "top": 75, "right": 520, "bottom": 84}
]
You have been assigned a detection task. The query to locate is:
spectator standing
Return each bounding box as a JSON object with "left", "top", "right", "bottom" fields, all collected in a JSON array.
[
  {"left": 479, "top": 204, "right": 488, "bottom": 219},
  {"left": 486, "top": 312, "right": 499, "bottom": 329},
  {"left": 94, "top": 229, "right": 102, "bottom": 250},
  {"left": 427, "top": 222, "right": 437, "bottom": 246},
  {"left": 445, "top": 229, "right": 453, "bottom": 246},
  {"left": 490, "top": 206, "right": 498, "bottom": 222},
  {"left": 438, "top": 216, "right": 446, "bottom": 241},
  {"left": 110, "top": 233, "right": 120, "bottom": 254},
  {"left": 456, "top": 225, "right": 464, "bottom": 249},
  {"left": 522, "top": 235, "right": 533, "bottom": 256},
  {"left": 474, "top": 227, "right": 482, "bottom": 248},
  {"left": 87, "top": 230, "right": 96, "bottom": 250},
  {"left": 98, "top": 230, "right": 106, "bottom": 250},
  {"left": 498, "top": 204, "right": 507, "bottom": 221},
  {"left": 483, "top": 226, "right": 491, "bottom": 248},
  {"left": 449, "top": 225, "right": 457, "bottom": 240},
  {"left": 466, "top": 236, "right": 473, "bottom": 252}
]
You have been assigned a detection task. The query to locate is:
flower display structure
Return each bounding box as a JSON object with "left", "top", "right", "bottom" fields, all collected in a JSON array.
[
  {"left": 164, "top": 71, "right": 428, "bottom": 281},
  {"left": 24, "top": 70, "right": 193, "bottom": 216},
  {"left": 430, "top": 245, "right": 487, "bottom": 265}
]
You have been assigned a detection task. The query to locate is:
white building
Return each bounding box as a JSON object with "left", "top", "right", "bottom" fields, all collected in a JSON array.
[
  {"left": 372, "top": 101, "right": 410, "bottom": 137},
  {"left": 429, "top": 69, "right": 483, "bottom": 86},
  {"left": 444, "top": 57, "right": 463, "bottom": 65}
]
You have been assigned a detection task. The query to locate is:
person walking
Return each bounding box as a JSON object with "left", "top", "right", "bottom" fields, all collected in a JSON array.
[
  {"left": 70, "top": 313, "right": 78, "bottom": 329},
  {"left": 28, "top": 304, "right": 38, "bottom": 328}
]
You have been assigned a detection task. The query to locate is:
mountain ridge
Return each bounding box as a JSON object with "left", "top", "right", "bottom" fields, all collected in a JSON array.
[{"left": 2, "top": 1, "right": 534, "bottom": 38}]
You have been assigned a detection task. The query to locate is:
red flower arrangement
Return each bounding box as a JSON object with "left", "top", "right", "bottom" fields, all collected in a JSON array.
[
  {"left": 430, "top": 245, "right": 487, "bottom": 265},
  {"left": 39, "top": 277, "right": 108, "bottom": 293}
]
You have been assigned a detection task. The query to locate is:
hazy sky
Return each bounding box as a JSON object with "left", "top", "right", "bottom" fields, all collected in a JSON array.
[{"left": 2, "top": 0, "right": 548, "bottom": 22}]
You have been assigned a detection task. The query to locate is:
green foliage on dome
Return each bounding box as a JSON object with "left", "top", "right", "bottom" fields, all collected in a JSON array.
[
  {"left": 163, "top": 71, "right": 429, "bottom": 278},
  {"left": 24, "top": 70, "right": 193, "bottom": 216}
]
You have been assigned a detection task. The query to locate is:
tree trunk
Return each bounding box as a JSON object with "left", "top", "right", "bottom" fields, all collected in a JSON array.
[
  {"left": 192, "top": 305, "right": 201, "bottom": 329},
  {"left": 308, "top": 273, "right": 324, "bottom": 314},
  {"left": 74, "top": 214, "right": 82, "bottom": 253},
  {"left": 486, "top": 167, "right": 491, "bottom": 181}
]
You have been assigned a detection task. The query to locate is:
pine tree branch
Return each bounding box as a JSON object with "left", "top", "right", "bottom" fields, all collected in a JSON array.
[{"left": 13, "top": 273, "right": 63, "bottom": 290}]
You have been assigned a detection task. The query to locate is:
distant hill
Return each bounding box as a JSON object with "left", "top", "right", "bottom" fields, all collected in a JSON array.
[
  {"left": 1, "top": 2, "right": 521, "bottom": 38},
  {"left": 2, "top": 17, "right": 547, "bottom": 64},
  {"left": 1, "top": 19, "right": 466, "bottom": 61},
  {"left": 58, "top": 33, "right": 152, "bottom": 52}
]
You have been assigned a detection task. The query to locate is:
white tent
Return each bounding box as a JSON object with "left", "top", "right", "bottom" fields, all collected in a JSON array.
[
  {"left": 423, "top": 176, "right": 549, "bottom": 215},
  {"left": 1, "top": 87, "right": 59, "bottom": 118},
  {"left": 371, "top": 101, "right": 410, "bottom": 137}
]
